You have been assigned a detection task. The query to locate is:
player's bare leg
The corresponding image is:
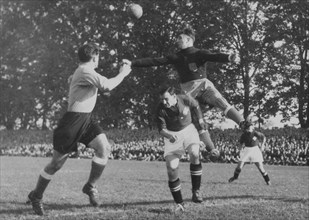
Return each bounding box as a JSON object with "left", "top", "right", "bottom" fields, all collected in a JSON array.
[
  {"left": 83, "top": 134, "right": 110, "bottom": 207},
  {"left": 27, "top": 151, "right": 69, "bottom": 215},
  {"left": 255, "top": 162, "right": 271, "bottom": 185},
  {"left": 166, "top": 155, "right": 184, "bottom": 213},
  {"left": 188, "top": 144, "right": 203, "bottom": 203}
]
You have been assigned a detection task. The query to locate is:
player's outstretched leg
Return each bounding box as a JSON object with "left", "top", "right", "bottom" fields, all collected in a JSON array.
[
  {"left": 255, "top": 162, "right": 271, "bottom": 185},
  {"left": 229, "top": 166, "right": 242, "bottom": 183},
  {"left": 27, "top": 151, "right": 66, "bottom": 215}
]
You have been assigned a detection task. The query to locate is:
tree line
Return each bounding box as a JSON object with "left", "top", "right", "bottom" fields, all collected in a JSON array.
[{"left": 1, "top": 0, "right": 308, "bottom": 130}]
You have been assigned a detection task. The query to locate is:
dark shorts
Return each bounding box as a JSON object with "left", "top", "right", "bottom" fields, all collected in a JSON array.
[{"left": 53, "top": 112, "right": 104, "bottom": 154}]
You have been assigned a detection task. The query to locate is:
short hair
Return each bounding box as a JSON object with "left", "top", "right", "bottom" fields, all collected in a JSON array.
[
  {"left": 181, "top": 26, "right": 195, "bottom": 42},
  {"left": 78, "top": 43, "right": 100, "bottom": 62},
  {"left": 159, "top": 86, "right": 176, "bottom": 96}
]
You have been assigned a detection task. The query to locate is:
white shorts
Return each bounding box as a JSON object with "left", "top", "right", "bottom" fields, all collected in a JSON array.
[
  {"left": 164, "top": 124, "right": 200, "bottom": 158},
  {"left": 239, "top": 146, "right": 264, "bottom": 163},
  {"left": 180, "top": 79, "right": 231, "bottom": 111}
]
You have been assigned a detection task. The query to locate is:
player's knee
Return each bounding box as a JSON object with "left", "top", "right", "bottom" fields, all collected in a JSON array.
[
  {"left": 189, "top": 144, "right": 200, "bottom": 160},
  {"left": 92, "top": 134, "right": 111, "bottom": 158},
  {"left": 46, "top": 161, "right": 63, "bottom": 173},
  {"left": 167, "top": 161, "right": 179, "bottom": 171}
]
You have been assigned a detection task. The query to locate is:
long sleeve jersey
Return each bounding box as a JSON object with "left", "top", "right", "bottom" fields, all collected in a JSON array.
[
  {"left": 132, "top": 47, "right": 230, "bottom": 83},
  {"left": 68, "top": 64, "right": 109, "bottom": 113},
  {"left": 156, "top": 94, "right": 203, "bottom": 132}
]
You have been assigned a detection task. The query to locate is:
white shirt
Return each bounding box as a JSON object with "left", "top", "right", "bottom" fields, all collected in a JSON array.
[{"left": 67, "top": 64, "right": 108, "bottom": 113}]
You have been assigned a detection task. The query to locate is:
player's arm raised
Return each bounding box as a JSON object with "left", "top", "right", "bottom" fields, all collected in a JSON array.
[
  {"left": 85, "top": 63, "right": 131, "bottom": 91},
  {"left": 104, "top": 63, "right": 131, "bottom": 91},
  {"left": 199, "top": 50, "right": 240, "bottom": 64},
  {"left": 122, "top": 54, "right": 176, "bottom": 68}
]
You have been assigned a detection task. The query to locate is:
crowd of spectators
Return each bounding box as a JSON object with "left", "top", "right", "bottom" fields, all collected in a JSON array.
[{"left": 0, "top": 127, "right": 308, "bottom": 166}]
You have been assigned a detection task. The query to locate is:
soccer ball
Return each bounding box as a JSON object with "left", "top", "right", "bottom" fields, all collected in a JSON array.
[{"left": 128, "top": 3, "right": 143, "bottom": 19}]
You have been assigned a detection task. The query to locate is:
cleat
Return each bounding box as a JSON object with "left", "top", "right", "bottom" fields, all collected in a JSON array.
[
  {"left": 82, "top": 183, "right": 99, "bottom": 207},
  {"left": 229, "top": 177, "right": 236, "bottom": 183},
  {"left": 266, "top": 181, "right": 271, "bottom": 185},
  {"left": 27, "top": 191, "right": 44, "bottom": 216},
  {"left": 192, "top": 190, "right": 203, "bottom": 203},
  {"left": 174, "top": 203, "right": 185, "bottom": 214}
]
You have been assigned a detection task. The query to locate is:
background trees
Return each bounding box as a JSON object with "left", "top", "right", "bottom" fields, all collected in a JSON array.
[{"left": 0, "top": 0, "right": 308, "bottom": 130}]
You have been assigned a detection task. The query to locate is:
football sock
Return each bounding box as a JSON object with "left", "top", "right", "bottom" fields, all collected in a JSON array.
[
  {"left": 261, "top": 171, "right": 270, "bottom": 182},
  {"left": 233, "top": 167, "right": 241, "bottom": 179},
  {"left": 168, "top": 178, "right": 183, "bottom": 204},
  {"left": 225, "top": 106, "right": 244, "bottom": 125},
  {"left": 190, "top": 163, "right": 202, "bottom": 191},
  {"left": 33, "top": 169, "right": 53, "bottom": 199},
  {"left": 87, "top": 157, "right": 107, "bottom": 186},
  {"left": 199, "top": 130, "right": 215, "bottom": 152}
]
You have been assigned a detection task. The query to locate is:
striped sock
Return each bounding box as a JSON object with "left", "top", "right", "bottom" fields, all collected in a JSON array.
[
  {"left": 261, "top": 171, "right": 270, "bottom": 182},
  {"left": 168, "top": 178, "right": 183, "bottom": 204},
  {"left": 190, "top": 163, "right": 202, "bottom": 191}
]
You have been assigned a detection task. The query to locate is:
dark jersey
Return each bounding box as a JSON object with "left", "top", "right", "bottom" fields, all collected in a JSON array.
[
  {"left": 156, "top": 94, "right": 202, "bottom": 132},
  {"left": 131, "top": 47, "right": 229, "bottom": 83},
  {"left": 239, "top": 131, "right": 265, "bottom": 148}
]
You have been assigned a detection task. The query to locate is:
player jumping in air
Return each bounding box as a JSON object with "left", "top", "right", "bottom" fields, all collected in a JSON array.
[
  {"left": 156, "top": 86, "right": 207, "bottom": 213},
  {"left": 27, "top": 43, "right": 132, "bottom": 215},
  {"left": 123, "top": 25, "right": 244, "bottom": 157},
  {"left": 228, "top": 118, "right": 271, "bottom": 185}
]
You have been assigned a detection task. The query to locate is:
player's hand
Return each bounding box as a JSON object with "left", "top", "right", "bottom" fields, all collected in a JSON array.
[
  {"left": 122, "top": 59, "right": 132, "bottom": 66},
  {"left": 169, "top": 135, "right": 178, "bottom": 143},
  {"left": 119, "top": 63, "right": 132, "bottom": 77},
  {"left": 210, "top": 148, "right": 220, "bottom": 157},
  {"left": 229, "top": 52, "right": 240, "bottom": 64}
]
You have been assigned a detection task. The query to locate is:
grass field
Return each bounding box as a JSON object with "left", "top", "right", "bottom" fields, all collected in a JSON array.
[{"left": 0, "top": 156, "right": 308, "bottom": 220}]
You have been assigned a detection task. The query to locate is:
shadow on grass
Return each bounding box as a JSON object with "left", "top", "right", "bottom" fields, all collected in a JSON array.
[{"left": 0, "top": 194, "right": 307, "bottom": 216}]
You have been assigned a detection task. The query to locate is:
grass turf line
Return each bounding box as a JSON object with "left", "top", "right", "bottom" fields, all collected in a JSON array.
[{"left": 0, "top": 156, "right": 308, "bottom": 220}]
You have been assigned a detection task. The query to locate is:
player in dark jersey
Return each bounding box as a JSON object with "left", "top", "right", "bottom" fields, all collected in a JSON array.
[
  {"left": 228, "top": 119, "right": 271, "bottom": 185},
  {"left": 156, "top": 86, "right": 207, "bottom": 213},
  {"left": 123, "top": 26, "right": 244, "bottom": 159},
  {"left": 26, "top": 43, "right": 132, "bottom": 215}
]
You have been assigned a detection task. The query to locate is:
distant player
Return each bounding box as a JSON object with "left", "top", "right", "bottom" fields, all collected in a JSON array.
[
  {"left": 228, "top": 118, "right": 271, "bottom": 185},
  {"left": 123, "top": 25, "right": 244, "bottom": 158},
  {"left": 156, "top": 86, "right": 206, "bottom": 213},
  {"left": 27, "top": 43, "right": 132, "bottom": 215}
]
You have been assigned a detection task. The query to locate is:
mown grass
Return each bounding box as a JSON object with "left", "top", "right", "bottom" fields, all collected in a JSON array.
[{"left": 0, "top": 156, "right": 308, "bottom": 220}]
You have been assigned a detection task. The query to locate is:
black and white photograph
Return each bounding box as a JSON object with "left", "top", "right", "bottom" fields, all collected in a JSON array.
[{"left": 0, "top": 0, "right": 308, "bottom": 219}]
